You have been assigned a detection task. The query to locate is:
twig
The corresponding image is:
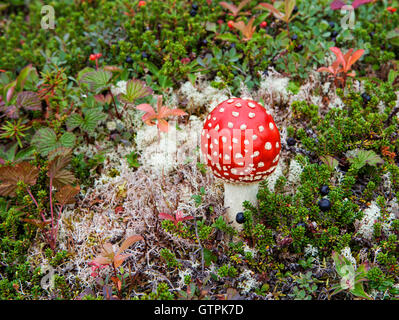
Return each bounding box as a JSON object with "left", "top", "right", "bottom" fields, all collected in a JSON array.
[{"left": 193, "top": 218, "right": 205, "bottom": 273}]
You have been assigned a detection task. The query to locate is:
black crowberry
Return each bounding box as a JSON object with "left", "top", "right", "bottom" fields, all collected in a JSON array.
[
  {"left": 125, "top": 56, "right": 133, "bottom": 64},
  {"left": 190, "top": 9, "right": 197, "bottom": 17},
  {"left": 192, "top": 3, "right": 198, "bottom": 10},
  {"left": 361, "top": 92, "right": 371, "bottom": 103},
  {"left": 328, "top": 21, "right": 335, "bottom": 28},
  {"left": 318, "top": 198, "right": 331, "bottom": 212},
  {"left": 236, "top": 212, "right": 245, "bottom": 224},
  {"left": 320, "top": 185, "right": 330, "bottom": 196},
  {"left": 287, "top": 137, "right": 296, "bottom": 146}
]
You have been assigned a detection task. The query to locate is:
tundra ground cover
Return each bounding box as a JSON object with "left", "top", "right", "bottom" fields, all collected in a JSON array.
[{"left": 0, "top": 0, "right": 399, "bottom": 300}]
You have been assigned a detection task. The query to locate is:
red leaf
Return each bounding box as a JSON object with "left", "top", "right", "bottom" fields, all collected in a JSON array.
[
  {"left": 157, "top": 119, "right": 169, "bottom": 132},
  {"left": 330, "top": 0, "right": 346, "bottom": 10},
  {"left": 158, "top": 212, "right": 176, "bottom": 222},
  {"left": 352, "top": 0, "right": 373, "bottom": 9}
]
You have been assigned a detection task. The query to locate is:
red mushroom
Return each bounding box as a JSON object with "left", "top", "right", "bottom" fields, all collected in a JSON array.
[{"left": 201, "top": 97, "right": 281, "bottom": 230}]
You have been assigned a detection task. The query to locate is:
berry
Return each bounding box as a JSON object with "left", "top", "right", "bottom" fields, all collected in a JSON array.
[
  {"left": 318, "top": 198, "right": 331, "bottom": 212},
  {"left": 320, "top": 185, "right": 330, "bottom": 196},
  {"left": 192, "top": 3, "right": 198, "bottom": 10},
  {"left": 287, "top": 137, "right": 296, "bottom": 146},
  {"left": 236, "top": 212, "right": 245, "bottom": 224},
  {"left": 331, "top": 37, "right": 336, "bottom": 42},
  {"left": 202, "top": 39, "right": 208, "bottom": 45},
  {"left": 294, "top": 44, "right": 303, "bottom": 52},
  {"left": 328, "top": 21, "right": 335, "bottom": 28},
  {"left": 293, "top": 5, "right": 298, "bottom": 14},
  {"left": 125, "top": 56, "right": 133, "bottom": 64},
  {"left": 263, "top": 70, "right": 269, "bottom": 77},
  {"left": 369, "top": 31, "right": 375, "bottom": 38},
  {"left": 331, "top": 30, "right": 338, "bottom": 38},
  {"left": 260, "top": 21, "right": 267, "bottom": 28},
  {"left": 291, "top": 34, "right": 298, "bottom": 41},
  {"left": 227, "top": 20, "right": 234, "bottom": 29},
  {"left": 138, "top": 1, "right": 146, "bottom": 7},
  {"left": 361, "top": 92, "right": 371, "bottom": 103},
  {"left": 230, "top": 43, "right": 236, "bottom": 49},
  {"left": 190, "top": 9, "right": 197, "bottom": 17},
  {"left": 141, "top": 52, "right": 148, "bottom": 59},
  {"left": 89, "top": 54, "right": 97, "bottom": 61}
]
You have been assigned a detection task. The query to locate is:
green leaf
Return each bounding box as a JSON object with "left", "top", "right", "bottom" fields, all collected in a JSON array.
[
  {"left": 66, "top": 114, "right": 83, "bottom": 130},
  {"left": 59, "top": 132, "right": 76, "bottom": 148},
  {"left": 388, "top": 69, "right": 398, "bottom": 85},
  {"left": 158, "top": 75, "right": 173, "bottom": 89},
  {"left": 347, "top": 149, "right": 384, "bottom": 170},
  {"left": 126, "top": 151, "right": 140, "bottom": 168},
  {"left": 203, "top": 248, "right": 217, "bottom": 267},
  {"left": 31, "top": 127, "right": 58, "bottom": 156},
  {"left": 15, "top": 146, "right": 35, "bottom": 162},
  {"left": 79, "top": 69, "right": 112, "bottom": 93},
  {"left": 118, "top": 79, "right": 153, "bottom": 104},
  {"left": 16, "top": 65, "right": 33, "bottom": 91},
  {"left": 320, "top": 155, "right": 339, "bottom": 171},
  {"left": 350, "top": 282, "right": 372, "bottom": 300},
  {"left": 216, "top": 33, "right": 239, "bottom": 43},
  {"left": 81, "top": 108, "right": 107, "bottom": 134}
]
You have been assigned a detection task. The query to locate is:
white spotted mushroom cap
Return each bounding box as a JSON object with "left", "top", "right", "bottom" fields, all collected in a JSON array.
[{"left": 201, "top": 97, "right": 281, "bottom": 183}]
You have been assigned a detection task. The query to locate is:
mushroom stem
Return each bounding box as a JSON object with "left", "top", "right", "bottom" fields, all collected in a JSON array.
[{"left": 223, "top": 182, "right": 259, "bottom": 231}]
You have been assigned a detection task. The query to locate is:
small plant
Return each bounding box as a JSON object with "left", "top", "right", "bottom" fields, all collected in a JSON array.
[
  {"left": 160, "top": 248, "right": 182, "bottom": 269},
  {"left": 31, "top": 127, "right": 76, "bottom": 156},
  {"left": 257, "top": 0, "right": 299, "bottom": 30},
  {"left": 330, "top": 251, "right": 371, "bottom": 300},
  {"left": 91, "top": 235, "right": 144, "bottom": 293},
  {"left": 217, "top": 264, "right": 238, "bottom": 278},
  {"left": 0, "top": 65, "right": 41, "bottom": 119},
  {"left": 289, "top": 272, "right": 318, "bottom": 300},
  {"left": 346, "top": 149, "right": 384, "bottom": 171},
  {"left": 117, "top": 79, "right": 153, "bottom": 105},
  {"left": 159, "top": 210, "right": 194, "bottom": 227},
  {"left": 231, "top": 17, "right": 256, "bottom": 41},
  {"left": 0, "top": 119, "right": 31, "bottom": 148},
  {"left": 0, "top": 147, "right": 78, "bottom": 251},
  {"left": 317, "top": 47, "right": 364, "bottom": 88},
  {"left": 136, "top": 95, "right": 187, "bottom": 138},
  {"left": 219, "top": 0, "right": 251, "bottom": 17}
]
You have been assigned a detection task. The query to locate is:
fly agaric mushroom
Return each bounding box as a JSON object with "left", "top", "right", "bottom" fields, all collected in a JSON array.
[{"left": 201, "top": 97, "right": 281, "bottom": 230}]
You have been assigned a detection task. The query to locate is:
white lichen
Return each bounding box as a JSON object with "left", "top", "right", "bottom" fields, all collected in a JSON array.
[
  {"left": 356, "top": 201, "right": 380, "bottom": 241},
  {"left": 110, "top": 80, "right": 127, "bottom": 96},
  {"left": 237, "top": 269, "right": 260, "bottom": 294},
  {"left": 135, "top": 115, "right": 203, "bottom": 175},
  {"left": 287, "top": 159, "right": 304, "bottom": 185},
  {"left": 340, "top": 246, "right": 357, "bottom": 269},
  {"left": 265, "top": 162, "right": 284, "bottom": 192},
  {"left": 304, "top": 244, "right": 319, "bottom": 257}
]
